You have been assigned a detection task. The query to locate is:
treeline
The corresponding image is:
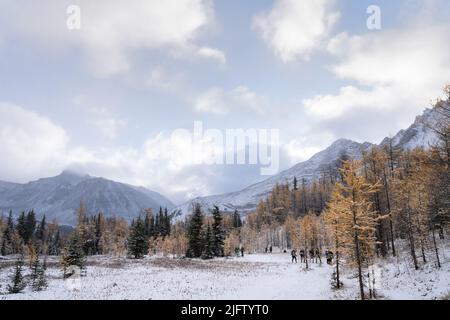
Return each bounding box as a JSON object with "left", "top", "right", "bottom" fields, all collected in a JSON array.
[{"left": 0, "top": 210, "right": 62, "bottom": 259}]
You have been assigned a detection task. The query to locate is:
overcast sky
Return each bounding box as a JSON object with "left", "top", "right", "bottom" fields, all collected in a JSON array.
[{"left": 0, "top": 0, "right": 449, "bottom": 204}]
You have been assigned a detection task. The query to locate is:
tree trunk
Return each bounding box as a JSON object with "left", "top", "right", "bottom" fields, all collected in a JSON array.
[
  {"left": 420, "top": 238, "right": 427, "bottom": 264},
  {"left": 388, "top": 216, "right": 396, "bottom": 257},
  {"left": 355, "top": 231, "right": 365, "bottom": 300},
  {"left": 431, "top": 227, "right": 441, "bottom": 268},
  {"left": 406, "top": 206, "right": 419, "bottom": 270},
  {"left": 383, "top": 168, "right": 396, "bottom": 257},
  {"left": 352, "top": 190, "right": 365, "bottom": 300}
]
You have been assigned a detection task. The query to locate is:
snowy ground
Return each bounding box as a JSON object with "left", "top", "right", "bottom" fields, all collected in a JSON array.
[{"left": 0, "top": 247, "right": 449, "bottom": 300}]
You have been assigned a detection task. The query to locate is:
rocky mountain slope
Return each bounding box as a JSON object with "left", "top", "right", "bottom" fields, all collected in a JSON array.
[{"left": 0, "top": 171, "right": 174, "bottom": 225}]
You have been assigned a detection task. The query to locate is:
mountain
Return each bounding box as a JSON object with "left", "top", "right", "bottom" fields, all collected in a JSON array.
[
  {"left": 173, "top": 107, "right": 445, "bottom": 219},
  {"left": 0, "top": 170, "right": 174, "bottom": 225},
  {"left": 380, "top": 107, "right": 442, "bottom": 150},
  {"left": 172, "top": 139, "right": 373, "bottom": 218}
]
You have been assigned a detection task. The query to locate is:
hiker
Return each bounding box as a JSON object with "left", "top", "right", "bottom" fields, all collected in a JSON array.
[
  {"left": 326, "top": 250, "right": 334, "bottom": 265},
  {"left": 299, "top": 249, "right": 305, "bottom": 263},
  {"left": 315, "top": 248, "right": 322, "bottom": 264},
  {"left": 269, "top": 246, "right": 272, "bottom": 253},
  {"left": 309, "top": 249, "right": 315, "bottom": 262},
  {"left": 291, "top": 249, "right": 297, "bottom": 263},
  {"left": 265, "top": 247, "right": 268, "bottom": 253},
  {"left": 241, "top": 247, "right": 245, "bottom": 257}
]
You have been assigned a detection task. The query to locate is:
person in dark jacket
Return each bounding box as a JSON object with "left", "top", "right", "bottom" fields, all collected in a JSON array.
[
  {"left": 326, "top": 250, "right": 334, "bottom": 265},
  {"left": 269, "top": 246, "right": 272, "bottom": 253},
  {"left": 315, "top": 248, "right": 322, "bottom": 264},
  {"left": 299, "top": 249, "right": 305, "bottom": 263},
  {"left": 309, "top": 249, "right": 315, "bottom": 262},
  {"left": 291, "top": 249, "right": 297, "bottom": 263},
  {"left": 241, "top": 247, "right": 244, "bottom": 257}
]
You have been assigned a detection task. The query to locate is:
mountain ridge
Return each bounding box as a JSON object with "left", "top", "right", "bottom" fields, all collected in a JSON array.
[
  {"left": 172, "top": 106, "right": 444, "bottom": 219},
  {"left": 0, "top": 171, "right": 174, "bottom": 225}
]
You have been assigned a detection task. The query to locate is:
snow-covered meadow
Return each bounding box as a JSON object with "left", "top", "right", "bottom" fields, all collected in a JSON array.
[{"left": 1, "top": 246, "right": 449, "bottom": 300}]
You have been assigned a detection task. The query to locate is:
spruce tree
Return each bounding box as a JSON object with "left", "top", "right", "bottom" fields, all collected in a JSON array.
[
  {"left": 201, "top": 224, "right": 214, "bottom": 260},
  {"left": 127, "top": 217, "right": 149, "bottom": 259},
  {"left": 35, "top": 215, "right": 46, "bottom": 241},
  {"left": 61, "top": 232, "right": 86, "bottom": 278},
  {"left": 17, "top": 211, "right": 27, "bottom": 241},
  {"left": 31, "top": 257, "right": 47, "bottom": 291},
  {"left": 211, "top": 206, "right": 225, "bottom": 257},
  {"left": 164, "top": 207, "right": 171, "bottom": 236},
  {"left": 144, "top": 210, "right": 152, "bottom": 237},
  {"left": 1, "top": 211, "right": 14, "bottom": 256},
  {"left": 233, "top": 210, "right": 242, "bottom": 229},
  {"left": 25, "top": 210, "right": 37, "bottom": 244},
  {"left": 48, "top": 229, "right": 61, "bottom": 256},
  {"left": 158, "top": 207, "right": 166, "bottom": 236},
  {"left": 8, "top": 257, "right": 26, "bottom": 294},
  {"left": 186, "top": 204, "right": 204, "bottom": 258}
]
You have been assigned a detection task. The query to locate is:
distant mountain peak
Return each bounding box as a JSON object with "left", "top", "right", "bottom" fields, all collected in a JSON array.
[
  {"left": 59, "top": 169, "right": 89, "bottom": 178},
  {"left": 0, "top": 172, "right": 174, "bottom": 225}
]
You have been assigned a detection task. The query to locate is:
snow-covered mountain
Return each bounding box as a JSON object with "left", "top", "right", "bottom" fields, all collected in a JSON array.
[
  {"left": 0, "top": 170, "right": 174, "bottom": 225},
  {"left": 172, "top": 139, "right": 372, "bottom": 219},
  {"left": 380, "top": 107, "right": 442, "bottom": 150},
  {"left": 173, "top": 107, "right": 445, "bottom": 219}
]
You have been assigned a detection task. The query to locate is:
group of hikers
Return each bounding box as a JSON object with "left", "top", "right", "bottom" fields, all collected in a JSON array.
[
  {"left": 235, "top": 245, "right": 334, "bottom": 264},
  {"left": 290, "top": 248, "right": 334, "bottom": 265},
  {"left": 234, "top": 246, "right": 245, "bottom": 257}
]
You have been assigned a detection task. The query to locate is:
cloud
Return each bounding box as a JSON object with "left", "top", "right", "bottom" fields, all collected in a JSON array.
[
  {"left": 283, "top": 136, "right": 330, "bottom": 166},
  {"left": 0, "top": 0, "right": 222, "bottom": 76},
  {"left": 146, "top": 66, "right": 185, "bottom": 92},
  {"left": 87, "top": 107, "right": 126, "bottom": 139},
  {"left": 0, "top": 103, "right": 268, "bottom": 203},
  {"left": 0, "top": 103, "right": 69, "bottom": 182},
  {"left": 303, "top": 22, "right": 450, "bottom": 142},
  {"left": 194, "top": 86, "right": 268, "bottom": 114},
  {"left": 197, "top": 46, "right": 226, "bottom": 65},
  {"left": 253, "top": 0, "right": 340, "bottom": 62}
]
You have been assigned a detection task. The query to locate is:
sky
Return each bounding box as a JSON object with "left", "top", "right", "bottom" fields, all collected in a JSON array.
[{"left": 0, "top": 0, "right": 449, "bottom": 204}]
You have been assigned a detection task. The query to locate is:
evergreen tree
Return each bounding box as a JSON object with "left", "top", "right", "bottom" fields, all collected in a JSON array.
[
  {"left": 143, "top": 209, "right": 153, "bottom": 237},
  {"left": 35, "top": 215, "right": 47, "bottom": 254},
  {"left": 31, "top": 257, "right": 47, "bottom": 291},
  {"left": 35, "top": 215, "right": 46, "bottom": 241},
  {"left": 293, "top": 176, "right": 298, "bottom": 191},
  {"left": 25, "top": 210, "right": 37, "bottom": 244},
  {"left": 186, "top": 204, "right": 204, "bottom": 258},
  {"left": 158, "top": 207, "right": 166, "bottom": 236},
  {"left": 1, "top": 211, "right": 14, "bottom": 256},
  {"left": 201, "top": 224, "right": 214, "bottom": 260},
  {"left": 211, "top": 206, "right": 225, "bottom": 257},
  {"left": 127, "top": 217, "right": 149, "bottom": 259},
  {"left": 48, "top": 229, "right": 61, "bottom": 256},
  {"left": 155, "top": 209, "right": 161, "bottom": 236},
  {"left": 164, "top": 207, "right": 171, "bottom": 236},
  {"left": 61, "top": 232, "right": 86, "bottom": 278},
  {"left": 17, "top": 211, "right": 27, "bottom": 242},
  {"left": 8, "top": 257, "right": 26, "bottom": 294},
  {"left": 233, "top": 210, "right": 242, "bottom": 229}
]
